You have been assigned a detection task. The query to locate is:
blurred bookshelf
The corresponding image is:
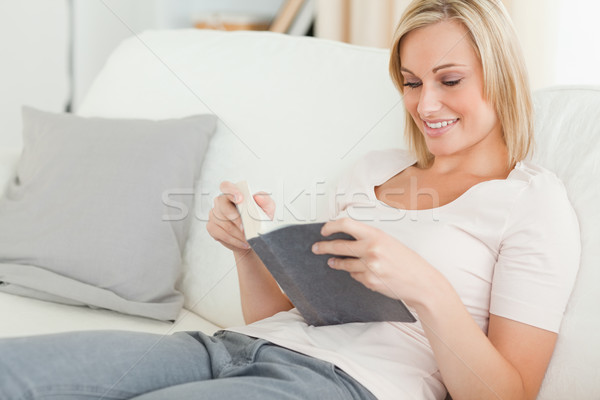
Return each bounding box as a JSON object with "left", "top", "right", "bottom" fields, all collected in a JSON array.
[
  {"left": 194, "top": 13, "right": 272, "bottom": 31},
  {"left": 193, "top": 0, "right": 315, "bottom": 35}
]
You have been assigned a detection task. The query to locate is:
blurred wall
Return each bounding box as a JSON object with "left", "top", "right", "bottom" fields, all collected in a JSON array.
[{"left": 0, "top": 0, "right": 68, "bottom": 149}]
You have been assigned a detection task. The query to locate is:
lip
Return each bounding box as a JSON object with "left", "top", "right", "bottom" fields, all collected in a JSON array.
[{"left": 422, "top": 118, "right": 459, "bottom": 138}]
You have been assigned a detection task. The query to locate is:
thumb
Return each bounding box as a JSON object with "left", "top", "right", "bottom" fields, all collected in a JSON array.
[{"left": 253, "top": 191, "right": 275, "bottom": 221}]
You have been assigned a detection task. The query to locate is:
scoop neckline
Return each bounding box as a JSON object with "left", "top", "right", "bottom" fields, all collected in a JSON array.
[{"left": 369, "top": 156, "right": 524, "bottom": 212}]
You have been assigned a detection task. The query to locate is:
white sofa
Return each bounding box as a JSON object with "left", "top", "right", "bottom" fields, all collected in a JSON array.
[{"left": 0, "top": 30, "right": 598, "bottom": 400}]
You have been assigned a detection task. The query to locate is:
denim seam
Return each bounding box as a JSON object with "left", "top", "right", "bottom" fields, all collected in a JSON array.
[
  {"left": 326, "top": 364, "right": 362, "bottom": 400},
  {"left": 248, "top": 340, "right": 269, "bottom": 364}
]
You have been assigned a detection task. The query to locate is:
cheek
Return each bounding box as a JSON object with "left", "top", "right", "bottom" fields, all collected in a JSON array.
[
  {"left": 471, "top": 99, "right": 498, "bottom": 129},
  {"left": 458, "top": 84, "right": 492, "bottom": 122},
  {"left": 402, "top": 92, "right": 420, "bottom": 118}
]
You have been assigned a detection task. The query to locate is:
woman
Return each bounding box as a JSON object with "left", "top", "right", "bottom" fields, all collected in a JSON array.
[
  {"left": 213, "top": 1, "right": 579, "bottom": 399},
  {"left": 0, "top": 1, "right": 580, "bottom": 399}
]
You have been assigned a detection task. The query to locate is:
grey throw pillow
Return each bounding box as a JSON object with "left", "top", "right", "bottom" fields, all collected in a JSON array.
[{"left": 0, "top": 107, "right": 216, "bottom": 321}]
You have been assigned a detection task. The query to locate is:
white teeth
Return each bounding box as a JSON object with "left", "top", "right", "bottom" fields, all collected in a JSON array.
[{"left": 425, "top": 118, "right": 457, "bottom": 129}]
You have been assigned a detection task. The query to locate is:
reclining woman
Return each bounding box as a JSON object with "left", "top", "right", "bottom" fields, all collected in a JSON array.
[{"left": 0, "top": 0, "right": 580, "bottom": 399}]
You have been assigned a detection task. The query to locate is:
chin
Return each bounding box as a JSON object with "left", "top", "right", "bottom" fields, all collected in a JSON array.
[{"left": 423, "top": 142, "right": 451, "bottom": 155}]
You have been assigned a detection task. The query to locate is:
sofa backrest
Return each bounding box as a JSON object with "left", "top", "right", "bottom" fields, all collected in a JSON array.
[
  {"left": 77, "top": 30, "right": 405, "bottom": 328},
  {"left": 528, "top": 86, "right": 600, "bottom": 400}
]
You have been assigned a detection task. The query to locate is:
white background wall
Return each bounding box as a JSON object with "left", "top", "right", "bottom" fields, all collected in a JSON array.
[
  {"left": 553, "top": 0, "right": 600, "bottom": 86},
  {"left": 508, "top": 0, "right": 600, "bottom": 92},
  {"left": 0, "top": 0, "right": 68, "bottom": 149},
  {"left": 73, "top": 0, "right": 159, "bottom": 110},
  {"left": 0, "top": 0, "right": 598, "bottom": 150}
]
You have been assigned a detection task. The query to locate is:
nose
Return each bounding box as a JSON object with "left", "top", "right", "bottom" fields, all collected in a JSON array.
[{"left": 416, "top": 84, "right": 442, "bottom": 118}]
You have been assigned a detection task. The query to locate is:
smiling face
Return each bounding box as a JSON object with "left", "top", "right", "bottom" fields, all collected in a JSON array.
[{"left": 399, "top": 20, "right": 503, "bottom": 162}]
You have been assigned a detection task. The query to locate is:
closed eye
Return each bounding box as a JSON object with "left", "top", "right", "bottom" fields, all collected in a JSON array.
[
  {"left": 443, "top": 79, "right": 462, "bottom": 87},
  {"left": 403, "top": 82, "right": 422, "bottom": 89},
  {"left": 403, "top": 79, "right": 462, "bottom": 89}
]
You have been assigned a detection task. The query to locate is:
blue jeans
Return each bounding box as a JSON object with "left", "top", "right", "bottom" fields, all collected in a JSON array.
[{"left": 0, "top": 329, "right": 377, "bottom": 399}]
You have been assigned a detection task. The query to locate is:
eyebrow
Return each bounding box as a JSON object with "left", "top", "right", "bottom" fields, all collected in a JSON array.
[{"left": 400, "top": 63, "right": 467, "bottom": 75}]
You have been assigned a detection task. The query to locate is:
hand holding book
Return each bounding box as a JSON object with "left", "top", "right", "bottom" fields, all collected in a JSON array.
[
  {"left": 206, "top": 180, "right": 275, "bottom": 253},
  {"left": 313, "top": 218, "right": 428, "bottom": 307},
  {"left": 233, "top": 181, "right": 416, "bottom": 326}
]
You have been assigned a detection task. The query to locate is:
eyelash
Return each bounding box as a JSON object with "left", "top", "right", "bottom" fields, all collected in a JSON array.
[{"left": 403, "top": 79, "right": 462, "bottom": 89}]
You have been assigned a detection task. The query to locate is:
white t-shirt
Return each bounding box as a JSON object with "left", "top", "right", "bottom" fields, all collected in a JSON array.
[{"left": 228, "top": 149, "right": 581, "bottom": 400}]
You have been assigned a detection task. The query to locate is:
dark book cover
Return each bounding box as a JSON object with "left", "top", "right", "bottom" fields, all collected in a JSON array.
[{"left": 248, "top": 222, "right": 417, "bottom": 326}]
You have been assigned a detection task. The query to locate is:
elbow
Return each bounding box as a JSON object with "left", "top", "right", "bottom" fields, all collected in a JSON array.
[{"left": 241, "top": 300, "right": 293, "bottom": 325}]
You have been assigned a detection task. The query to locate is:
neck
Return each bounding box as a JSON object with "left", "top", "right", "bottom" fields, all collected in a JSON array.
[{"left": 426, "top": 134, "right": 513, "bottom": 178}]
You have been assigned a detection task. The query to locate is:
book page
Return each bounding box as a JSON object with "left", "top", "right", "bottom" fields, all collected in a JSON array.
[{"left": 234, "top": 181, "right": 271, "bottom": 240}]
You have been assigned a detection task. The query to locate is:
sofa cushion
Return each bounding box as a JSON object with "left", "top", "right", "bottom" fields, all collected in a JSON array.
[
  {"left": 0, "top": 107, "right": 216, "bottom": 321},
  {"left": 0, "top": 292, "right": 221, "bottom": 339}
]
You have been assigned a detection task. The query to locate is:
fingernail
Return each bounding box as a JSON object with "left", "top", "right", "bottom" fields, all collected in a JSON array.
[
  {"left": 312, "top": 244, "right": 319, "bottom": 253},
  {"left": 244, "top": 242, "right": 251, "bottom": 249},
  {"left": 327, "top": 258, "right": 335, "bottom": 267}
]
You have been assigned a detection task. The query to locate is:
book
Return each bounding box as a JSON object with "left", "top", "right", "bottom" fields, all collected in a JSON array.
[
  {"left": 269, "top": 0, "right": 306, "bottom": 33},
  {"left": 286, "top": 0, "right": 315, "bottom": 36},
  {"left": 234, "top": 181, "right": 416, "bottom": 326}
]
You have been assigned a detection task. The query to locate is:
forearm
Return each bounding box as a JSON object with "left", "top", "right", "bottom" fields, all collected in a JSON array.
[
  {"left": 415, "top": 274, "right": 527, "bottom": 400},
  {"left": 234, "top": 249, "right": 293, "bottom": 324}
]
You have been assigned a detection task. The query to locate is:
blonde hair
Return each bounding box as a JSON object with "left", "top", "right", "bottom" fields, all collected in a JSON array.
[{"left": 389, "top": 0, "right": 533, "bottom": 169}]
